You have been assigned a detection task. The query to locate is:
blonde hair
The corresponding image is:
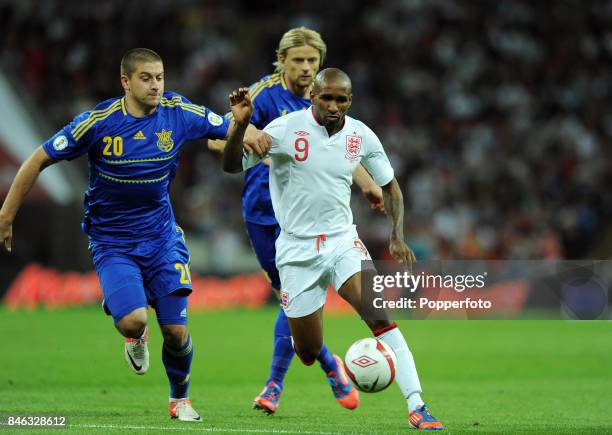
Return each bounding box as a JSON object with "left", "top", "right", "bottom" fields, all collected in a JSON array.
[{"left": 273, "top": 27, "right": 327, "bottom": 73}]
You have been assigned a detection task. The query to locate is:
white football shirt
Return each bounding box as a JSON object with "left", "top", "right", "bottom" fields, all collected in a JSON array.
[{"left": 243, "top": 107, "right": 394, "bottom": 238}]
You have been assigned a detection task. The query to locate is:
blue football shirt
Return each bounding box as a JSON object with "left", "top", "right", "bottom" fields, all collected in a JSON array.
[
  {"left": 227, "top": 73, "right": 311, "bottom": 225},
  {"left": 43, "top": 92, "right": 229, "bottom": 243}
]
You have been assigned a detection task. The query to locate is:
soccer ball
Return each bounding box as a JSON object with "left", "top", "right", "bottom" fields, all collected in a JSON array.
[{"left": 344, "top": 338, "right": 397, "bottom": 393}]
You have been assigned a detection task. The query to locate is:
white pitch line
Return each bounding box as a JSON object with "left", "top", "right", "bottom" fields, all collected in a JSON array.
[{"left": 72, "top": 423, "right": 347, "bottom": 434}]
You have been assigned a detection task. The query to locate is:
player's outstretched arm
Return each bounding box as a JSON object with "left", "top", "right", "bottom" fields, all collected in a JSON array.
[
  {"left": 381, "top": 177, "right": 416, "bottom": 267},
  {"left": 0, "top": 146, "right": 55, "bottom": 252},
  {"left": 209, "top": 124, "right": 269, "bottom": 158},
  {"left": 223, "top": 87, "right": 255, "bottom": 173},
  {"left": 353, "top": 164, "right": 385, "bottom": 213}
]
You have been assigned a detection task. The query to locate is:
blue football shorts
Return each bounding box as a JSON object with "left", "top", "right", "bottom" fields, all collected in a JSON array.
[
  {"left": 90, "top": 225, "right": 191, "bottom": 325},
  {"left": 245, "top": 221, "right": 281, "bottom": 290}
]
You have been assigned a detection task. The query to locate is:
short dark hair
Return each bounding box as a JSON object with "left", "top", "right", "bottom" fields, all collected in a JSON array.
[
  {"left": 313, "top": 68, "right": 352, "bottom": 94},
  {"left": 120, "top": 48, "right": 162, "bottom": 77}
]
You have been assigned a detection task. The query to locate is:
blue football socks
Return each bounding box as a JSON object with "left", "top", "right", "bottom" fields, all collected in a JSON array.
[
  {"left": 317, "top": 343, "right": 336, "bottom": 373},
  {"left": 267, "top": 308, "right": 294, "bottom": 388},
  {"left": 163, "top": 334, "right": 193, "bottom": 399},
  {"left": 267, "top": 307, "right": 338, "bottom": 386}
]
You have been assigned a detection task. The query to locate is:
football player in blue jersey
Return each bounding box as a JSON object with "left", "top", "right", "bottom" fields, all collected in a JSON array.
[
  {"left": 0, "top": 48, "right": 266, "bottom": 422},
  {"left": 209, "top": 28, "right": 384, "bottom": 415}
]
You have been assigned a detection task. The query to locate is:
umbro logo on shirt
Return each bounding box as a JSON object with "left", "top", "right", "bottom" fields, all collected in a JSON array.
[
  {"left": 133, "top": 130, "right": 147, "bottom": 140},
  {"left": 294, "top": 130, "right": 309, "bottom": 136}
]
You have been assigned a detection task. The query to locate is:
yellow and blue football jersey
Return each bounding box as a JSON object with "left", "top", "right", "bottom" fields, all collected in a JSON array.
[{"left": 43, "top": 91, "right": 229, "bottom": 243}]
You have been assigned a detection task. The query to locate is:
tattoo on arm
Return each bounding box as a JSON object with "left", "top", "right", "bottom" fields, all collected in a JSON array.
[{"left": 382, "top": 178, "right": 404, "bottom": 240}]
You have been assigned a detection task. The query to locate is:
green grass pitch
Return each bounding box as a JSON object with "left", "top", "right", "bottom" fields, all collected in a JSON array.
[{"left": 0, "top": 306, "right": 610, "bottom": 434}]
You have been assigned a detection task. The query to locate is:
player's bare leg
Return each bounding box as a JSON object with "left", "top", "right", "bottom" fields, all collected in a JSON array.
[
  {"left": 116, "top": 307, "right": 149, "bottom": 375},
  {"left": 337, "top": 272, "right": 392, "bottom": 331},
  {"left": 160, "top": 324, "right": 201, "bottom": 422},
  {"left": 160, "top": 324, "right": 188, "bottom": 349},
  {"left": 116, "top": 307, "right": 147, "bottom": 338},
  {"left": 287, "top": 307, "right": 359, "bottom": 410},
  {"left": 286, "top": 307, "right": 324, "bottom": 364},
  {"left": 339, "top": 272, "right": 443, "bottom": 430}
]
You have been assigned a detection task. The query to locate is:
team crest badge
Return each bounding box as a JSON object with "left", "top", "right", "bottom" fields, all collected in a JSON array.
[
  {"left": 207, "top": 111, "right": 223, "bottom": 126},
  {"left": 155, "top": 129, "right": 174, "bottom": 152},
  {"left": 53, "top": 135, "right": 68, "bottom": 151},
  {"left": 345, "top": 135, "right": 362, "bottom": 161},
  {"left": 281, "top": 291, "right": 289, "bottom": 309}
]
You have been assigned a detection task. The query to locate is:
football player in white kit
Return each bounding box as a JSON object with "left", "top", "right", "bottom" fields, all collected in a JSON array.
[{"left": 223, "top": 69, "right": 444, "bottom": 430}]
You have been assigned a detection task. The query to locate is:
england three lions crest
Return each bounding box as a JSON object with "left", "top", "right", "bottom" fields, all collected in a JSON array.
[
  {"left": 345, "top": 135, "right": 362, "bottom": 161},
  {"left": 156, "top": 129, "right": 174, "bottom": 152}
]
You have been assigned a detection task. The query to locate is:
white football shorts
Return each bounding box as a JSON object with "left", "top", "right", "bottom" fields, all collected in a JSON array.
[{"left": 276, "top": 225, "right": 372, "bottom": 318}]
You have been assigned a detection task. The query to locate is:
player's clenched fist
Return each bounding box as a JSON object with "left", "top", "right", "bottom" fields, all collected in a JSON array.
[{"left": 229, "top": 87, "right": 254, "bottom": 126}]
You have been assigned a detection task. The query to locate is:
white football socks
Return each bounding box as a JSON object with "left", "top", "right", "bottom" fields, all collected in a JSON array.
[
  {"left": 377, "top": 326, "right": 424, "bottom": 412},
  {"left": 407, "top": 392, "right": 425, "bottom": 412}
]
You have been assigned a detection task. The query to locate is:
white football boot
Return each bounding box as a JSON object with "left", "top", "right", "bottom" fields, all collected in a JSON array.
[
  {"left": 124, "top": 326, "right": 149, "bottom": 375},
  {"left": 169, "top": 398, "right": 202, "bottom": 422}
]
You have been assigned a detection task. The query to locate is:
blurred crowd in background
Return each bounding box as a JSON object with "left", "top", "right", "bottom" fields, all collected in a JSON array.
[{"left": 1, "top": 0, "right": 611, "bottom": 274}]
